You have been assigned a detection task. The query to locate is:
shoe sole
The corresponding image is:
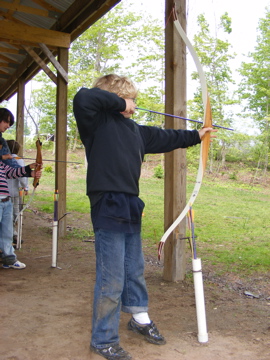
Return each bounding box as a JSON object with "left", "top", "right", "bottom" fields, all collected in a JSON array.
[
  {"left": 90, "top": 345, "right": 132, "bottom": 360},
  {"left": 2, "top": 265, "right": 26, "bottom": 269},
  {"left": 128, "top": 323, "right": 166, "bottom": 345}
]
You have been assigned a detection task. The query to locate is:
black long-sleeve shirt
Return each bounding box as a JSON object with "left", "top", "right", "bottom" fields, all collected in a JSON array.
[{"left": 73, "top": 87, "right": 201, "bottom": 200}]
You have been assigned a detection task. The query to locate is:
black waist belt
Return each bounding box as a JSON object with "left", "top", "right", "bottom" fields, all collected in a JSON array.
[{"left": 0, "top": 196, "right": 10, "bottom": 202}]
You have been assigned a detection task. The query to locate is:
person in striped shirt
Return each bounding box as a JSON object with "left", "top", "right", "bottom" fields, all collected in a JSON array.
[
  {"left": 0, "top": 160, "right": 42, "bottom": 269},
  {"left": 6, "top": 140, "right": 29, "bottom": 245}
]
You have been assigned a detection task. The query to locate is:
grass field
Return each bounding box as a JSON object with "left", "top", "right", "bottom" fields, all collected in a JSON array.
[{"left": 31, "top": 150, "right": 270, "bottom": 276}]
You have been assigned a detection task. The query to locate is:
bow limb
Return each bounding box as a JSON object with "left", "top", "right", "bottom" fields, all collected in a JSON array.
[
  {"left": 158, "top": 17, "right": 212, "bottom": 259},
  {"left": 33, "top": 139, "right": 42, "bottom": 188}
]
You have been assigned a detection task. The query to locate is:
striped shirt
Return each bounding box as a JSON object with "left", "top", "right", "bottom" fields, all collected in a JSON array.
[{"left": 0, "top": 161, "right": 30, "bottom": 197}]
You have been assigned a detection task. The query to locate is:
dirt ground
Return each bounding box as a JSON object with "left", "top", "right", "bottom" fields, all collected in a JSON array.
[{"left": 1, "top": 208, "right": 270, "bottom": 360}]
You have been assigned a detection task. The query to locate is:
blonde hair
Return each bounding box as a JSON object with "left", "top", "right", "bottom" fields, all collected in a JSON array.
[{"left": 93, "top": 74, "right": 138, "bottom": 99}]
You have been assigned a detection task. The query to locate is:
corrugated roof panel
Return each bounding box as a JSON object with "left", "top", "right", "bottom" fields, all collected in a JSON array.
[
  {"left": 20, "top": 0, "right": 71, "bottom": 13},
  {"left": 13, "top": 11, "right": 56, "bottom": 29}
]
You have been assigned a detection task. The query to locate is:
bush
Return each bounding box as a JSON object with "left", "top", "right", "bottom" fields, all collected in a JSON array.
[
  {"left": 153, "top": 164, "right": 164, "bottom": 179},
  {"left": 44, "top": 165, "right": 53, "bottom": 173}
]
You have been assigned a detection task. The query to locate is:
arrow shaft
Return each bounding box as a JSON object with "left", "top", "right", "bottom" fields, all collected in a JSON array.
[
  {"left": 15, "top": 157, "right": 81, "bottom": 164},
  {"left": 136, "top": 107, "right": 233, "bottom": 131}
]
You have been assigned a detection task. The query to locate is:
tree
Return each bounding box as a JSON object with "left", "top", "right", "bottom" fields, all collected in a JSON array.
[
  {"left": 188, "top": 13, "right": 237, "bottom": 168},
  {"left": 238, "top": 7, "right": 270, "bottom": 171},
  {"left": 29, "top": 1, "right": 165, "bottom": 146}
]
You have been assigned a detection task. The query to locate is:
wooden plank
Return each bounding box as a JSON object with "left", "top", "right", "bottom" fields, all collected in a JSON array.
[
  {"left": 23, "top": 45, "right": 57, "bottom": 84},
  {"left": 0, "top": 54, "right": 18, "bottom": 63},
  {"left": 0, "top": 46, "right": 20, "bottom": 54},
  {"left": 0, "top": 68, "right": 9, "bottom": 74},
  {"left": 55, "top": 47, "right": 68, "bottom": 237},
  {"left": 163, "top": 0, "right": 187, "bottom": 282},
  {"left": 0, "top": 37, "right": 56, "bottom": 50},
  {"left": 0, "top": 9, "right": 34, "bottom": 26},
  {"left": 30, "top": 0, "right": 63, "bottom": 13},
  {"left": 0, "top": 0, "right": 51, "bottom": 18},
  {"left": 0, "top": 22, "right": 70, "bottom": 48},
  {"left": 39, "top": 43, "right": 68, "bottom": 83},
  {"left": 16, "top": 78, "right": 25, "bottom": 157}
]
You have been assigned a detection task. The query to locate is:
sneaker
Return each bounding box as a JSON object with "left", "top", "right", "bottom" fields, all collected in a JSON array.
[
  {"left": 128, "top": 318, "right": 166, "bottom": 345},
  {"left": 2, "top": 260, "right": 26, "bottom": 269},
  {"left": 90, "top": 344, "right": 132, "bottom": 360}
]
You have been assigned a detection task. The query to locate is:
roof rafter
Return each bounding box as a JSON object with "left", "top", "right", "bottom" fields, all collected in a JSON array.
[
  {"left": 0, "top": 0, "right": 62, "bottom": 19},
  {"left": 29, "top": 0, "right": 63, "bottom": 13},
  {"left": 0, "top": 21, "right": 70, "bottom": 48}
]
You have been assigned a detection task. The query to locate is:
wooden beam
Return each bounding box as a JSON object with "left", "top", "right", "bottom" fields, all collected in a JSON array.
[
  {"left": 2, "top": 62, "right": 19, "bottom": 68},
  {"left": 16, "top": 78, "right": 25, "bottom": 157},
  {"left": 0, "top": 46, "right": 21, "bottom": 54},
  {"left": 0, "top": 46, "right": 47, "bottom": 101},
  {"left": 0, "top": 10, "right": 34, "bottom": 26},
  {"left": 0, "top": 21, "right": 70, "bottom": 48},
  {"left": 163, "top": 0, "right": 187, "bottom": 282},
  {"left": 0, "top": 53, "right": 18, "bottom": 63},
  {"left": 0, "top": 37, "right": 56, "bottom": 50},
  {"left": 0, "top": 0, "right": 60, "bottom": 19},
  {"left": 55, "top": 47, "right": 68, "bottom": 237},
  {"left": 30, "top": 0, "right": 63, "bottom": 13},
  {"left": 22, "top": 45, "right": 57, "bottom": 84},
  {"left": 59, "top": 0, "right": 121, "bottom": 42},
  {"left": 39, "top": 43, "right": 68, "bottom": 83},
  {"left": 0, "top": 68, "right": 9, "bottom": 74}
]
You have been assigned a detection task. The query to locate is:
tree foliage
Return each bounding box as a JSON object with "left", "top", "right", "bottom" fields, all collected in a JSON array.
[
  {"left": 189, "top": 13, "right": 236, "bottom": 127},
  {"left": 28, "top": 1, "right": 165, "bottom": 146},
  {"left": 188, "top": 13, "right": 237, "bottom": 166},
  {"left": 238, "top": 7, "right": 270, "bottom": 170},
  {"left": 238, "top": 8, "right": 270, "bottom": 125}
]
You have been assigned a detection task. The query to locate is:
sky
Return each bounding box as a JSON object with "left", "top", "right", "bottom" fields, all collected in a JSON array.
[
  {"left": 140, "top": 0, "right": 269, "bottom": 58},
  {"left": 6, "top": 0, "right": 270, "bottom": 132},
  {"left": 137, "top": 0, "right": 270, "bottom": 133},
  {"left": 138, "top": 0, "right": 269, "bottom": 76}
]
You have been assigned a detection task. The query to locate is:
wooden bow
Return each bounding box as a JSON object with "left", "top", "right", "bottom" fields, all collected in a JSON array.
[
  {"left": 33, "top": 139, "right": 42, "bottom": 188},
  {"left": 158, "top": 12, "right": 213, "bottom": 259}
]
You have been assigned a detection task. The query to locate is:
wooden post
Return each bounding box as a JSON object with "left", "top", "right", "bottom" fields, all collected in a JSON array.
[
  {"left": 55, "top": 47, "right": 68, "bottom": 237},
  {"left": 16, "top": 78, "right": 25, "bottom": 156},
  {"left": 163, "top": 0, "right": 187, "bottom": 281}
]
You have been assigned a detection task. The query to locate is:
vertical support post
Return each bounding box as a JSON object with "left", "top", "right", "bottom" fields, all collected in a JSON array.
[
  {"left": 163, "top": 0, "right": 187, "bottom": 281},
  {"left": 16, "top": 78, "right": 25, "bottom": 156},
  {"left": 55, "top": 47, "right": 68, "bottom": 237}
]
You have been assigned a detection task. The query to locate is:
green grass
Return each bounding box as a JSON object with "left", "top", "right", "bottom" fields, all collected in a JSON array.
[{"left": 31, "top": 157, "right": 270, "bottom": 276}]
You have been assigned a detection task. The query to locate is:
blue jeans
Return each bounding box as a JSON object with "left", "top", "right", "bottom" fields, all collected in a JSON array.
[
  {"left": 91, "top": 229, "right": 148, "bottom": 348},
  {"left": 0, "top": 199, "right": 16, "bottom": 265}
]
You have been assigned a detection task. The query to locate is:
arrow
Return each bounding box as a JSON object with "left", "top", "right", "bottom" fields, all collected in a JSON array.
[
  {"left": 15, "top": 157, "right": 82, "bottom": 164},
  {"left": 136, "top": 107, "right": 233, "bottom": 131}
]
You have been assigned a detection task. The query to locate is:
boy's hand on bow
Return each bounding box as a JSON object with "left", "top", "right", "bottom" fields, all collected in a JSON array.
[{"left": 199, "top": 127, "right": 218, "bottom": 140}]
